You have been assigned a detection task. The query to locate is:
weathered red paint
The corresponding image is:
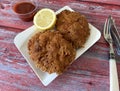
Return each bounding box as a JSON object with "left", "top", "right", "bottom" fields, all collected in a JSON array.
[{"left": 0, "top": 0, "right": 120, "bottom": 91}]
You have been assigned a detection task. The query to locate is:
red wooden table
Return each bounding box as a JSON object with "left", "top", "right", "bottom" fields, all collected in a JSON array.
[{"left": 0, "top": 0, "right": 120, "bottom": 91}]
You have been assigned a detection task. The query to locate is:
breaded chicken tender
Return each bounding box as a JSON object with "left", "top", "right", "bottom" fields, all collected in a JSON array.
[
  {"left": 56, "top": 10, "right": 90, "bottom": 49},
  {"left": 28, "top": 30, "right": 76, "bottom": 74}
]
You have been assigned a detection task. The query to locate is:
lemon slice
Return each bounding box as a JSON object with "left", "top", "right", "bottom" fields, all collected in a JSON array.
[{"left": 33, "top": 8, "right": 56, "bottom": 31}]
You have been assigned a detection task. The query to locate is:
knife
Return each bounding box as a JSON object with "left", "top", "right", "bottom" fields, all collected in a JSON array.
[{"left": 110, "top": 17, "right": 120, "bottom": 55}]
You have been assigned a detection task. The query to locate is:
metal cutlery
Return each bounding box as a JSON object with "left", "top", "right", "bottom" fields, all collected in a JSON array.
[
  {"left": 103, "top": 16, "right": 119, "bottom": 91},
  {"left": 110, "top": 17, "right": 120, "bottom": 55}
]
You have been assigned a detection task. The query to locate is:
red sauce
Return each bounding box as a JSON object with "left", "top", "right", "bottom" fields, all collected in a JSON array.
[{"left": 13, "top": 2, "right": 37, "bottom": 21}]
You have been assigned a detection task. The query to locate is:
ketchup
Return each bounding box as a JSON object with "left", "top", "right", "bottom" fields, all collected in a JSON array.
[{"left": 13, "top": 2, "right": 37, "bottom": 22}]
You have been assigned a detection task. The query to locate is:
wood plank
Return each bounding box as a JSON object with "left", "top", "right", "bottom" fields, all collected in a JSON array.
[{"left": 82, "top": 0, "right": 120, "bottom": 6}]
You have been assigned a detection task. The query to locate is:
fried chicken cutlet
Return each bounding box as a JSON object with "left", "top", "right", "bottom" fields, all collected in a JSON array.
[
  {"left": 56, "top": 10, "right": 90, "bottom": 49},
  {"left": 28, "top": 30, "right": 76, "bottom": 74}
]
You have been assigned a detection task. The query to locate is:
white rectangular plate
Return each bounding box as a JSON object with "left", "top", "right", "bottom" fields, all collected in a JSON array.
[{"left": 14, "top": 6, "right": 101, "bottom": 86}]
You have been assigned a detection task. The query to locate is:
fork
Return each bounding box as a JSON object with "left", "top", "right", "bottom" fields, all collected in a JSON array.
[{"left": 103, "top": 16, "right": 119, "bottom": 91}]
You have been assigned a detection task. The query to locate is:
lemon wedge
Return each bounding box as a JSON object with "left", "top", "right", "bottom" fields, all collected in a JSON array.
[{"left": 33, "top": 8, "right": 56, "bottom": 31}]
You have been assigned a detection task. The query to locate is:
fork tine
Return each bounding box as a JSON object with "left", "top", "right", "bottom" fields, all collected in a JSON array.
[
  {"left": 103, "top": 18, "right": 108, "bottom": 37},
  {"left": 106, "top": 16, "right": 111, "bottom": 35},
  {"left": 107, "top": 18, "right": 110, "bottom": 35},
  {"left": 108, "top": 16, "right": 113, "bottom": 37}
]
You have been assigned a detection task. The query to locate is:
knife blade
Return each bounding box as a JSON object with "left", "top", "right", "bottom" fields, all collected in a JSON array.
[{"left": 110, "top": 16, "right": 120, "bottom": 55}]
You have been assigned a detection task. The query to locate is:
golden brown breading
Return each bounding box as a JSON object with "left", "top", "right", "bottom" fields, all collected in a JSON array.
[
  {"left": 56, "top": 10, "right": 90, "bottom": 49},
  {"left": 28, "top": 30, "right": 76, "bottom": 74}
]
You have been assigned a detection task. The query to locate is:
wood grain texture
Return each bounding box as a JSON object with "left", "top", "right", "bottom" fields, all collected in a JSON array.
[
  {"left": 82, "top": 0, "right": 120, "bottom": 6},
  {"left": 0, "top": 0, "right": 120, "bottom": 91}
]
